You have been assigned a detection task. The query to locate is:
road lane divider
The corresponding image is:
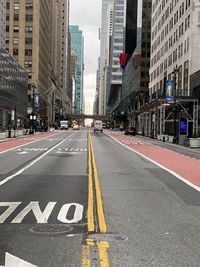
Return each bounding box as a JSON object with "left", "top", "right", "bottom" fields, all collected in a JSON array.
[
  {"left": 0, "top": 133, "right": 74, "bottom": 187},
  {"left": 84, "top": 132, "right": 109, "bottom": 267},
  {"left": 98, "top": 241, "right": 110, "bottom": 267},
  {"left": 89, "top": 133, "right": 107, "bottom": 233},
  {"left": 87, "top": 134, "right": 94, "bottom": 232}
]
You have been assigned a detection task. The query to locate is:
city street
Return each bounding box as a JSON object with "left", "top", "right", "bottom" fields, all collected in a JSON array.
[{"left": 0, "top": 129, "right": 200, "bottom": 266}]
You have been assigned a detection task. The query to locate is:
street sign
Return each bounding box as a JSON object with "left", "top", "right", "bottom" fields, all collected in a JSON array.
[{"left": 179, "top": 118, "right": 188, "bottom": 135}]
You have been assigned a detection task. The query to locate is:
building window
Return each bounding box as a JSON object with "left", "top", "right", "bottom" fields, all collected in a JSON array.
[
  {"left": 6, "top": 25, "right": 9, "bottom": 32},
  {"left": 25, "top": 49, "right": 32, "bottom": 56},
  {"left": 6, "top": 2, "right": 10, "bottom": 9},
  {"left": 14, "top": 14, "right": 19, "bottom": 21},
  {"left": 6, "top": 15, "right": 9, "bottom": 21},
  {"left": 13, "top": 38, "right": 19, "bottom": 44},
  {"left": 24, "top": 60, "right": 32, "bottom": 67},
  {"left": 26, "top": 15, "right": 33, "bottom": 22},
  {"left": 13, "top": 26, "right": 19, "bottom": 33},
  {"left": 13, "top": 49, "right": 18, "bottom": 55},
  {"left": 25, "top": 26, "right": 33, "bottom": 33},
  {"left": 25, "top": 38, "right": 32, "bottom": 45},
  {"left": 25, "top": 3, "right": 33, "bottom": 10},
  {"left": 14, "top": 2, "right": 20, "bottom": 9}
]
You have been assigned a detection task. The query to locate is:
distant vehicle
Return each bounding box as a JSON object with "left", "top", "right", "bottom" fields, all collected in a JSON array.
[
  {"left": 94, "top": 120, "right": 103, "bottom": 133},
  {"left": 60, "top": 120, "right": 69, "bottom": 130},
  {"left": 124, "top": 126, "right": 136, "bottom": 136},
  {"left": 73, "top": 124, "right": 79, "bottom": 130},
  {"left": 102, "top": 123, "right": 106, "bottom": 129}
]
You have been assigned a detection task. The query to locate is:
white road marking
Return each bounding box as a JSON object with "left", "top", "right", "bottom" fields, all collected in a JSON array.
[
  {"left": 0, "top": 202, "right": 21, "bottom": 223},
  {"left": 57, "top": 203, "right": 83, "bottom": 223},
  {"left": 0, "top": 133, "right": 74, "bottom": 187},
  {"left": 0, "top": 133, "right": 60, "bottom": 155},
  {"left": 17, "top": 151, "right": 29, "bottom": 155},
  {"left": 0, "top": 202, "right": 84, "bottom": 224},
  {"left": 11, "top": 202, "right": 56, "bottom": 223},
  {"left": 109, "top": 135, "right": 200, "bottom": 192},
  {"left": 3, "top": 252, "right": 38, "bottom": 267}
]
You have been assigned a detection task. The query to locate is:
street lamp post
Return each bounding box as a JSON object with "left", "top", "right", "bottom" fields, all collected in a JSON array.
[{"left": 172, "top": 65, "right": 179, "bottom": 143}]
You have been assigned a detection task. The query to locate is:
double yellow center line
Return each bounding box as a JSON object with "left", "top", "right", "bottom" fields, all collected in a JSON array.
[{"left": 82, "top": 132, "right": 110, "bottom": 267}]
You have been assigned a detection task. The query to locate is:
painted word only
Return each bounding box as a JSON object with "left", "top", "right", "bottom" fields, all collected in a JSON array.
[{"left": 0, "top": 202, "right": 83, "bottom": 224}]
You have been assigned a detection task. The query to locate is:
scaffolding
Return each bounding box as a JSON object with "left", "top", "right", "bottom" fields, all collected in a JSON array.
[{"left": 129, "top": 97, "right": 199, "bottom": 138}]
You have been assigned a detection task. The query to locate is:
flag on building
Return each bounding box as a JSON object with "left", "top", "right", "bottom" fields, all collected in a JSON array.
[{"left": 119, "top": 53, "right": 128, "bottom": 69}]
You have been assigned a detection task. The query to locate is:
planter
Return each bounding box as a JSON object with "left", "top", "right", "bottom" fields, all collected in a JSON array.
[
  {"left": 157, "top": 135, "right": 161, "bottom": 141},
  {"left": 189, "top": 138, "right": 200, "bottom": 148}
]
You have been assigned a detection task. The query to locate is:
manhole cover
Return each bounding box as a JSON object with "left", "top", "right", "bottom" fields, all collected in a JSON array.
[
  {"left": 88, "top": 233, "right": 128, "bottom": 242},
  {"left": 30, "top": 224, "right": 73, "bottom": 235}
]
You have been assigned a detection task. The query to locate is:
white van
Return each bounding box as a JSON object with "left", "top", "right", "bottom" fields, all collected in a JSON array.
[
  {"left": 94, "top": 120, "right": 103, "bottom": 133},
  {"left": 60, "top": 120, "right": 69, "bottom": 130}
]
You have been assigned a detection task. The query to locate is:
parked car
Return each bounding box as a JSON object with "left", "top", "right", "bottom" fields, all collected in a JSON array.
[{"left": 124, "top": 126, "right": 136, "bottom": 136}]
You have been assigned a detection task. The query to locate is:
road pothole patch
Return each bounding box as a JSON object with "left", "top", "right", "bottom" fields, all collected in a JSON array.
[{"left": 88, "top": 233, "right": 128, "bottom": 242}]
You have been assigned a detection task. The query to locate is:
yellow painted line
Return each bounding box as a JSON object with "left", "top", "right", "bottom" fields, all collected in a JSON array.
[
  {"left": 87, "top": 133, "right": 95, "bottom": 232},
  {"left": 89, "top": 132, "right": 107, "bottom": 233},
  {"left": 98, "top": 241, "right": 110, "bottom": 267},
  {"left": 82, "top": 245, "right": 90, "bottom": 267}
]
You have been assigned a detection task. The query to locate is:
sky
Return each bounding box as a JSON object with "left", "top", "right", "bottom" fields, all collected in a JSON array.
[{"left": 70, "top": 0, "right": 101, "bottom": 114}]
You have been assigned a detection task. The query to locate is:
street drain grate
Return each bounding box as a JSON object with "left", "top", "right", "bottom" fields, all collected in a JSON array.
[{"left": 30, "top": 225, "right": 73, "bottom": 235}]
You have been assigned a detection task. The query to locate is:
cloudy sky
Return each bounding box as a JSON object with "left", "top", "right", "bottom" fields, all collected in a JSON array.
[{"left": 70, "top": 0, "right": 101, "bottom": 114}]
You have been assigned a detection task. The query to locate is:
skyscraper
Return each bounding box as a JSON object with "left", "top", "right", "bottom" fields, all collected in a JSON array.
[
  {"left": 6, "top": 0, "right": 71, "bottom": 125},
  {"left": 0, "top": 0, "right": 6, "bottom": 49},
  {"left": 69, "top": 25, "right": 84, "bottom": 114},
  {"left": 107, "top": 0, "right": 126, "bottom": 113},
  {"left": 98, "top": 1, "right": 113, "bottom": 115}
]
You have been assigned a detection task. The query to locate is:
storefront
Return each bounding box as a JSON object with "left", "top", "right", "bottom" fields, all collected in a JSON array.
[{"left": 0, "top": 48, "right": 28, "bottom": 131}]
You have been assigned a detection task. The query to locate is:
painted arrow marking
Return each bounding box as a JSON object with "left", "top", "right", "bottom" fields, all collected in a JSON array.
[{"left": 0, "top": 252, "right": 37, "bottom": 267}]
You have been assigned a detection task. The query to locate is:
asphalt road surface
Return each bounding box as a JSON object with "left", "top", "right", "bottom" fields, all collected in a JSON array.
[{"left": 0, "top": 129, "right": 200, "bottom": 267}]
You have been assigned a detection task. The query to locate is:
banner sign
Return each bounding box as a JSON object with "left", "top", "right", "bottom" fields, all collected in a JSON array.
[
  {"left": 179, "top": 118, "right": 188, "bottom": 135},
  {"left": 34, "top": 93, "right": 40, "bottom": 109},
  {"left": 165, "top": 80, "right": 175, "bottom": 103}
]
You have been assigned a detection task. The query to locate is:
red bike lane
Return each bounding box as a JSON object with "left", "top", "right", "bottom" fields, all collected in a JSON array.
[
  {"left": 107, "top": 132, "right": 200, "bottom": 190},
  {"left": 0, "top": 132, "right": 56, "bottom": 153}
]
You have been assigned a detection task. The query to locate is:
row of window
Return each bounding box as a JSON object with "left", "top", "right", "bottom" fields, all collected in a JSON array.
[
  {"left": 152, "top": 0, "right": 191, "bottom": 41},
  {"left": 12, "top": 49, "right": 32, "bottom": 56},
  {"left": 6, "top": 2, "right": 33, "bottom": 10},
  {"left": 6, "top": 14, "right": 33, "bottom": 22},
  {"left": 150, "top": 38, "right": 189, "bottom": 82},
  {"left": 151, "top": 14, "right": 190, "bottom": 59},
  {"left": 6, "top": 37, "right": 32, "bottom": 45},
  {"left": 6, "top": 25, "right": 33, "bottom": 33},
  {"left": 150, "top": 60, "right": 189, "bottom": 96}
]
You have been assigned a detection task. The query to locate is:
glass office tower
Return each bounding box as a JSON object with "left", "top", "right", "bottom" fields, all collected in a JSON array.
[{"left": 69, "top": 25, "right": 84, "bottom": 114}]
